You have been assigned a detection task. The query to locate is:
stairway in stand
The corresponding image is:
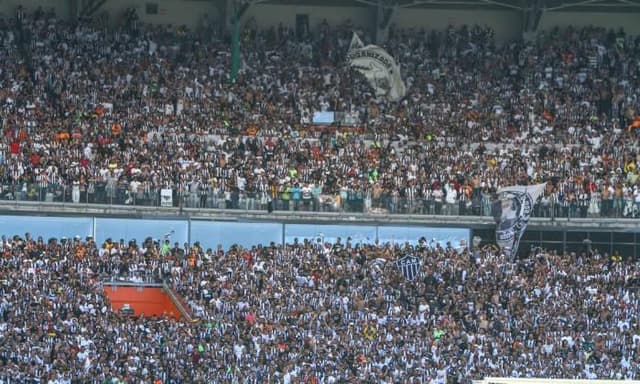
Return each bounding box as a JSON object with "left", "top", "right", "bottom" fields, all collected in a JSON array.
[{"left": 162, "top": 282, "right": 196, "bottom": 323}]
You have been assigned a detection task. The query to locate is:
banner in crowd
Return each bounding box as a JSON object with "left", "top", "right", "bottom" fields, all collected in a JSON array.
[
  {"left": 395, "top": 254, "right": 421, "bottom": 281},
  {"left": 312, "top": 111, "right": 360, "bottom": 126},
  {"left": 335, "top": 111, "right": 360, "bottom": 126},
  {"left": 495, "top": 183, "right": 546, "bottom": 258},
  {"left": 318, "top": 194, "right": 340, "bottom": 210},
  {"left": 160, "top": 189, "right": 173, "bottom": 207},
  {"left": 367, "top": 257, "right": 388, "bottom": 281},
  {"left": 312, "top": 111, "right": 335, "bottom": 125},
  {"left": 346, "top": 33, "right": 406, "bottom": 101}
]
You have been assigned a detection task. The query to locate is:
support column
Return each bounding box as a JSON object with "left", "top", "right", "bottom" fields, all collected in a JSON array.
[
  {"left": 223, "top": 0, "right": 253, "bottom": 32},
  {"left": 78, "top": 0, "right": 107, "bottom": 19},
  {"left": 220, "top": 0, "right": 233, "bottom": 33},
  {"left": 522, "top": 0, "right": 543, "bottom": 42},
  {"left": 229, "top": 0, "right": 253, "bottom": 83},
  {"left": 375, "top": 0, "right": 394, "bottom": 45},
  {"left": 69, "top": 0, "right": 80, "bottom": 20}
]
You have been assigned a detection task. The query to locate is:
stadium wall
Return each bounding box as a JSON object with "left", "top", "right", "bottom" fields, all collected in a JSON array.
[
  {"left": 244, "top": 3, "right": 374, "bottom": 34},
  {"left": 3, "top": 1, "right": 640, "bottom": 38},
  {"left": 2, "top": 0, "right": 71, "bottom": 19},
  {"left": 0, "top": 213, "right": 471, "bottom": 252},
  {"left": 243, "top": 5, "right": 523, "bottom": 42},
  {"left": 391, "top": 8, "right": 522, "bottom": 43},
  {"left": 1, "top": 0, "right": 220, "bottom": 28},
  {"left": 0, "top": 201, "right": 638, "bottom": 258},
  {"left": 538, "top": 11, "right": 640, "bottom": 36},
  {"left": 243, "top": 6, "right": 640, "bottom": 41},
  {"left": 246, "top": 6, "right": 640, "bottom": 42},
  {"left": 100, "top": 0, "right": 219, "bottom": 28}
]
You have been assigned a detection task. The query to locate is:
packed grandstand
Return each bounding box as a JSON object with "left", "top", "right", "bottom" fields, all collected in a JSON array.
[
  {"left": 0, "top": 234, "right": 638, "bottom": 383},
  {"left": 1, "top": 6, "right": 640, "bottom": 218},
  {"left": 0, "top": 2, "right": 639, "bottom": 384}
]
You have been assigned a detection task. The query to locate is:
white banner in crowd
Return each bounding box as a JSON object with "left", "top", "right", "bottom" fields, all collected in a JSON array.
[
  {"left": 496, "top": 183, "right": 546, "bottom": 258},
  {"left": 160, "top": 189, "right": 173, "bottom": 207},
  {"left": 347, "top": 33, "right": 406, "bottom": 101},
  {"left": 312, "top": 111, "right": 360, "bottom": 126}
]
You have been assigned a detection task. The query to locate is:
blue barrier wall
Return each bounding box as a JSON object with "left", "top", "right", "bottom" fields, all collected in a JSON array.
[
  {"left": 285, "top": 224, "right": 377, "bottom": 245},
  {"left": 94, "top": 218, "right": 189, "bottom": 246},
  {"left": 190, "top": 220, "right": 283, "bottom": 250},
  {"left": 0, "top": 215, "right": 92, "bottom": 240},
  {"left": 378, "top": 226, "right": 468, "bottom": 247},
  {"left": 0, "top": 215, "right": 470, "bottom": 249}
]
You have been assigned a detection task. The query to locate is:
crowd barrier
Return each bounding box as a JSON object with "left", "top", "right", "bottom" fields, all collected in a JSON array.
[
  {"left": 3, "top": 183, "right": 638, "bottom": 219},
  {"left": 0, "top": 214, "right": 471, "bottom": 251}
]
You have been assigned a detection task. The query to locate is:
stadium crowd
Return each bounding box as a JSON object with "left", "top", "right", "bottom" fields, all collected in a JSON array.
[
  {"left": 0, "top": 233, "right": 638, "bottom": 383},
  {"left": 1, "top": 4, "right": 640, "bottom": 384},
  {"left": 0, "top": 8, "right": 639, "bottom": 217}
]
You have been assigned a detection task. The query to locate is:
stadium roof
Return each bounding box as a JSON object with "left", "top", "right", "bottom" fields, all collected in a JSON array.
[{"left": 250, "top": 0, "right": 640, "bottom": 12}]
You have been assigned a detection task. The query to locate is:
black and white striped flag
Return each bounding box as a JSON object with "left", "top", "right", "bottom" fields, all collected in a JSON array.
[{"left": 395, "top": 254, "right": 421, "bottom": 281}]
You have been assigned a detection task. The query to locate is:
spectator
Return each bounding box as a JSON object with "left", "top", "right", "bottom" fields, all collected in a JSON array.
[
  {"left": 0, "top": 8, "right": 639, "bottom": 221},
  {"left": 0, "top": 233, "right": 638, "bottom": 382}
]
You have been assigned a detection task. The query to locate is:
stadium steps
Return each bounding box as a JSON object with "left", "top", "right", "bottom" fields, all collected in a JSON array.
[{"left": 162, "top": 282, "right": 196, "bottom": 323}]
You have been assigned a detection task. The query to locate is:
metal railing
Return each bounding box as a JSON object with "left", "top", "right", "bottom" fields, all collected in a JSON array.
[{"left": 1, "top": 182, "right": 638, "bottom": 219}]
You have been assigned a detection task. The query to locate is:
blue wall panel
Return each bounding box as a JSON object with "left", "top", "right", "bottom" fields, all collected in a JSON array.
[
  {"left": 377, "top": 226, "right": 470, "bottom": 248},
  {"left": 94, "top": 218, "right": 188, "bottom": 246},
  {"left": 285, "top": 224, "right": 377, "bottom": 245},
  {"left": 0, "top": 215, "right": 472, "bottom": 251},
  {"left": 0, "top": 215, "right": 92, "bottom": 240},
  {"left": 190, "top": 221, "right": 283, "bottom": 250}
]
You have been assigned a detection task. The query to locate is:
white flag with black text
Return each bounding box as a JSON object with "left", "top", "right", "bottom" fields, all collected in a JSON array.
[
  {"left": 496, "top": 183, "right": 546, "bottom": 258},
  {"left": 347, "top": 32, "right": 406, "bottom": 101}
]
